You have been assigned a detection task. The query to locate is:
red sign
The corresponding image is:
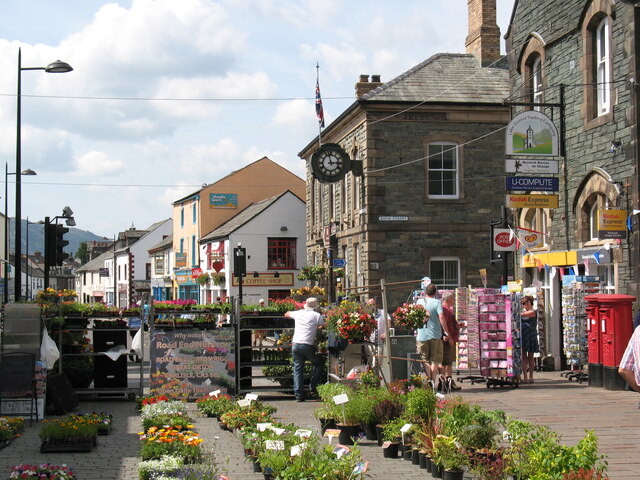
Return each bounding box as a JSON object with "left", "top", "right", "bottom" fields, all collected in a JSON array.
[
  {"left": 493, "top": 228, "right": 516, "bottom": 251},
  {"left": 191, "top": 268, "right": 202, "bottom": 279}
]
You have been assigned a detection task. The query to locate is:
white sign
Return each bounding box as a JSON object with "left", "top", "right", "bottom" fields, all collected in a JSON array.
[
  {"left": 505, "top": 110, "right": 559, "bottom": 156},
  {"left": 265, "top": 440, "right": 285, "bottom": 450},
  {"left": 209, "top": 390, "right": 221, "bottom": 397},
  {"left": 245, "top": 393, "right": 258, "bottom": 401},
  {"left": 493, "top": 228, "right": 517, "bottom": 252},
  {"left": 333, "top": 393, "right": 349, "bottom": 405},
  {"left": 400, "top": 423, "right": 413, "bottom": 433},
  {"left": 257, "top": 423, "right": 272, "bottom": 432},
  {"left": 378, "top": 216, "right": 409, "bottom": 222},
  {"left": 294, "top": 429, "right": 313, "bottom": 438},
  {"left": 505, "top": 158, "right": 559, "bottom": 174},
  {"left": 273, "top": 427, "right": 286, "bottom": 436},
  {"left": 237, "top": 399, "right": 251, "bottom": 408},
  {"left": 291, "top": 445, "right": 303, "bottom": 457}
]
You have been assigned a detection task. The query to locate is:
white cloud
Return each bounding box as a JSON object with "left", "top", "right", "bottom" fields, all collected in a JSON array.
[
  {"left": 300, "top": 42, "right": 367, "bottom": 82},
  {"left": 73, "top": 150, "right": 124, "bottom": 176}
]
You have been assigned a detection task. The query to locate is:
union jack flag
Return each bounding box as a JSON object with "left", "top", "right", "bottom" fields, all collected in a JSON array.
[{"left": 315, "top": 79, "right": 325, "bottom": 128}]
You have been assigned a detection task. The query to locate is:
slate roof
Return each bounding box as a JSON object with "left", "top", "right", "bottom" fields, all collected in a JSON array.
[
  {"left": 200, "top": 191, "right": 290, "bottom": 243},
  {"left": 359, "top": 53, "right": 509, "bottom": 104},
  {"left": 149, "top": 234, "right": 173, "bottom": 253},
  {"left": 75, "top": 250, "right": 112, "bottom": 272}
]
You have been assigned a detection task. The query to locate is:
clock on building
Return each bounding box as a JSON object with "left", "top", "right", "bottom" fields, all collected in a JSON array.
[{"left": 310, "top": 143, "right": 351, "bottom": 183}]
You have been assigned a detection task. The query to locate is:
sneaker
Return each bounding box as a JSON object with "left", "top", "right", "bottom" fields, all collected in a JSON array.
[{"left": 448, "top": 378, "right": 462, "bottom": 391}]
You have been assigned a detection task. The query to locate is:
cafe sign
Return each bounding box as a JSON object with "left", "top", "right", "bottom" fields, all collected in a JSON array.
[
  {"left": 232, "top": 272, "right": 294, "bottom": 287},
  {"left": 505, "top": 194, "right": 559, "bottom": 209}
]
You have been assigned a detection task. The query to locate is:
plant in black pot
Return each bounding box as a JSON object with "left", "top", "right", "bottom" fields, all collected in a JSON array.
[
  {"left": 381, "top": 417, "right": 405, "bottom": 459},
  {"left": 432, "top": 434, "right": 467, "bottom": 480},
  {"left": 349, "top": 387, "right": 383, "bottom": 441},
  {"left": 335, "top": 396, "right": 364, "bottom": 446},
  {"left": 61, "top": 356, "right": 94, "bottom": 388},
  {"left": 372, "top": 395, "right": 404, "bottom": 446}
]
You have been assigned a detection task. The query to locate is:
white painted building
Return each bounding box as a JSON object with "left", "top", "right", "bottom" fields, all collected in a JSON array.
[{"left": 199, "top": 191, "right": 306, "bottom": 305}]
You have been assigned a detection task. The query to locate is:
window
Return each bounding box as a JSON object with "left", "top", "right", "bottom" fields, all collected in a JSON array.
[
  {"left": 191, "top": 235, "right": 197, "bottom": 266},
  {"left": 589, "top": 202, "right": 599, "bottom": 241},
  {"left": 355, "top": 243, "right": 362, "bottom": 287},
  {"left": 429, "top": 258, "right": 460, "bottom": 289},
  {"left": 522, "top": 208, "right": 549, "bottom": 248},
  {"left": 427, "top": 142, "right": 458, "bottom": 198},
  {"left": 146, "top": 263, "right": 151, "bottom": 280},
  {"left": 268, "top": 238, "right": 296, "bottom": 269},
  {"left": 192, "top": 203, "right": 197, "bottom": 224},
  {"left": 180, "top": 207, "right": 184, "bottom": 227},
  {"left": 154, "top": 257, "right": 164, "bottom": 275},
  {"left": 595, "top": 17, "right": 610, "bottom": 115},
  {"left": 531, "top": 56, "right": 543, "bottom": 111},
  {"left": 180, "top": 238, "right": 184, "bottom": 252}
]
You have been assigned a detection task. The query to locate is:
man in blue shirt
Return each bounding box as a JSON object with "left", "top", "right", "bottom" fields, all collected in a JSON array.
[{"left": 416, "top": 283, "right": 449, "bottom": 389}]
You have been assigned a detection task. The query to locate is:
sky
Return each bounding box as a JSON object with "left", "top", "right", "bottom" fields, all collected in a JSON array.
[{"left": 0, "top": 0, "right": 515, "bottom": 238}]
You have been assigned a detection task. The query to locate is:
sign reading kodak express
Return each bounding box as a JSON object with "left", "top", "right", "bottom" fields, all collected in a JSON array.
[
  {"left": 505, "top": 194, "right": 559, "bottom": 209},
  {"left": 598, "top": 209, "right": 627, "bottom": 239},
  {"left": 232, "top": 272, "right": 294, "bottom": 287}
]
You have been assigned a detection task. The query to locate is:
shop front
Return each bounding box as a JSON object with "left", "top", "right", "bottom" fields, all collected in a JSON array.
[{"left": 175, "top": 269, "right": 199, "bottom": 302}]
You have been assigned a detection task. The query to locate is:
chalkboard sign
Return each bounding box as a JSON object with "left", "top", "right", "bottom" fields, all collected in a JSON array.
[
  {"left": 46, "top": 373, "right": 79, "bottom": 415},
  {"left": 0, "top": 352, "right": 35, "bottom": 397}
]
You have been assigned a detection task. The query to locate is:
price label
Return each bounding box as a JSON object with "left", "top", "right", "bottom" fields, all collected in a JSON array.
[
  {"left": 323, "top": 429, "right": 341, "bottom": 438},
  {"left": 257, "top": 423, "right": 272, "bottom": 432},
  {"left": 246, "top": 393, "right": 258, "bottom": 401},
  {"left": 381, "top": 441, "right": 391, "bottom": 448},
  {"left": 333, "top": 393, "right": 349, "bottom": 405},
  {"left": 272, "top": 427, "right": 286, "bottom": 436},
  {"left": 294, "top": 429, "right": 312, "bottom": 438},
  {"left": 400, "top": 423, "right": 413, "bottom": 433},
  {"left": 237, "top": 399, "right": 251, "bottom": 408},
  {"left": 209, "top": 390, "right": 221, "bottom": 397},
  {"left": 265, "top": 440, "right": 285, "bottom": 451},
  {"left": 332, "top": 444, "right": 351, "bottom": 458},
  {"left": 291, "top": 445, "right": 302, "bottom": 457}
]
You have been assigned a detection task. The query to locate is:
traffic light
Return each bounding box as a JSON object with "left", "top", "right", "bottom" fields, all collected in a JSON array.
[
  {"left": 233, "top": 246, "right": 246, "bottom": 278},
  {"left": 44, "top": 221, "right": 57, "bottom": 266},
  {"left": 55, "top": 224, "right": 70, "bottom": 266}
]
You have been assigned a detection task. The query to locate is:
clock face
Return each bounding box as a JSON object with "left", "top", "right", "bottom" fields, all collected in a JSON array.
[{"left": 311, "top": 143, "right": 351, "bottom": 183}]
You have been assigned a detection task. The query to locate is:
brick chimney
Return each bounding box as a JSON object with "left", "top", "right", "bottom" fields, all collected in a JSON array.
[
  {"left": 355, "top": 74, "right": 383, "bottom": 97},
  {"left": 465, "top": 0, "right": 501, "bottom": 67}
]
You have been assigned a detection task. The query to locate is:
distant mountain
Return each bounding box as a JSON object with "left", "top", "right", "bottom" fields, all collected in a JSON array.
[{"left": 8, "top": 218, "right": 109, "bottom": 256}]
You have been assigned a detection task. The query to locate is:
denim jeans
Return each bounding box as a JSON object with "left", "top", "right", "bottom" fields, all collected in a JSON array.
[{"left": 292, "top": 342, "right": 323, "bottom": 398}]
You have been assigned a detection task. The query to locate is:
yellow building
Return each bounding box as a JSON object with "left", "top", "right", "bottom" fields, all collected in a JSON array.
[{"left": 171, "top": 157, "right": 305, "bottom": 301}]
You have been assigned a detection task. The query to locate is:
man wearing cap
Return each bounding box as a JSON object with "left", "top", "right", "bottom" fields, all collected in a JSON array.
[{"left": 285, "top": 297, "right": 325, "bottom": 402}]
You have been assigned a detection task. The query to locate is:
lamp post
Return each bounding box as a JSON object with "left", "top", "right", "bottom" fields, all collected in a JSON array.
[
  {"left": 15, "top": 48, "right": 72, "bottom": 301},
  {"left": 3, "top": 163, "right": 36, "bottom": 304}
]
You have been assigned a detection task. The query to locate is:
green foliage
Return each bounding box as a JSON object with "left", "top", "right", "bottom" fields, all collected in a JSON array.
[
  {"left": 348, "top": 387, "right": 385, "bottom": 424},
  {"left": 405, "top": 386, "right": 436, "bottom": 421},
  {"left": 432, "top": 435, "right": 467, "bottom": 471},
  {"left": 141, "top": 414, "right": 193, "bottom": 431},
  {"left": 195, "top": 394, "right": 234, "bottom": 418},
  {"left": 75, "top": 242, "right": 89, "bottom": 264},
  {"left": 382, "top": 417, "right": 406, "bottom": 442},
  {"left": 297, "top": 265, "right": 326, "bottom": 282},
  {"left": 372, "top": 394, "right": 405, "bottom": 424},
  {"left": 457, "top": 410, "right": 503, "bottom": 451}
]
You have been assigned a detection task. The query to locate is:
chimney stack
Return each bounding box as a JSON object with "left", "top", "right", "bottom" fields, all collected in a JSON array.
[
  {"left": 465, "top": 0, "right": 501, "bottom": 67},
  {"left": 355, "top": 74, "right": 383, "bottom": 98}
]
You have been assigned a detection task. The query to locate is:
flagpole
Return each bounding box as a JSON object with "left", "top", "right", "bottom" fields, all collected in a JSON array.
[{"left": 316, "top": 63, "right": 322, "bottom": 147}]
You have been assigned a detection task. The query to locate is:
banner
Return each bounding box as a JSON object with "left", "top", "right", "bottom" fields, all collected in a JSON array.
[{"left": 150, "top": 328, "right": 236, "bottom": 400}]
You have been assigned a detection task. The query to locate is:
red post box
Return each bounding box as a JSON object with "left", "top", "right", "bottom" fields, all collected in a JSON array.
[
  {"left": 584, "top": 294, "right": 604, "bottom": 387},
  {"left": 598, "top": 294, "right": 636, "bottom": 390}
]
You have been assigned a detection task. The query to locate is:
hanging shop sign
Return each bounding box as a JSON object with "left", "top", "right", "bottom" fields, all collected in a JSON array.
[
  {"left": 191, "top": 268, "right": 203, "bottom": 279},
  {"left": 99, "top": 267, "right": 109, "bottom": 277},
  {"left": 506, "top": 176, "right": 559, "bottom": 192},
  {"left": 493, "top": 228, "right": 517, "bottom": 251},
  {"left": 231, "top": 272, "right": 294, "bottom": 287},
  {"left": 522, "top": 250, "right": 578, "bottom": 268},
  {"left": 505, "top": 110, "right": 559, "bottom": 156},
  {"left": 516, "top": 229, "right": 544, "bottom": 249},
  {"left": 598, "top": 209, "right": 627, "bottom": 240},
  {"left": 577, "top": 248, "right": 611, "bottom": 264},
  {"left": 175, "top": 252, "right": 187, "bottom": 268},
  {"left": 505, "top": 194, "right": 559, "bottom": 209},
  {"left": 505, "top": 158, "right": 559, "bottom": 174},
  {"left": 209, "top": 193, "right": 238, "bottom": 209}
]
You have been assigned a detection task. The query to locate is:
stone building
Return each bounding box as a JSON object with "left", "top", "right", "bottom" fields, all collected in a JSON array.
[
  {"left": 505, "top": 0, "right": 640, "bottom": 363},
  {"left": 298, "top": 0, "right": 511, "bottom": 307}
]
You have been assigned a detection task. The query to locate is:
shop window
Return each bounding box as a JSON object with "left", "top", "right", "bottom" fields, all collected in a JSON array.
[
  {"left": 268, "top": 290, "right": 289, "bottom": 301},
  {"left": 429, "top": 257, "right": 460, "bottom": 289},
  {"left": 268, "top": 238, "right": 296, "bottom": 269},
  {"left": 427, "top": 142, "right": 459, "bottom": 199}
]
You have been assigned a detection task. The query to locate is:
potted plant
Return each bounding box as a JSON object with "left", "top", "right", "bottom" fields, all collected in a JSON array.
[
  {"left": 350, "top": 386, "right": 383, "bottom": 441},
  {"left": 196, "top": 273, "right": 210, "bottom": 286},
  {"left": 61, "top": 356, "right": 94, "bottom": 389},
  {"left": 139, "top": 426, "right": 203, "bottom": 463},
  {"left": 39, "top": 415, "right": 99, "bottom": 452},
  {"left": 392, "top": 303, "right": 430, "bottom": 331},
  {"left": 372, "top": 395, "right": 404, "bottom": 446},
  {"left": 432, "top": 434, "right": 467, "bottom": 480},
  {"left": 9, "top": 464, "right": 77, "bottom": 480},
  {"left": 257, "top": 449, "right": 291, "bottom": 480},
  {"left": 381, "top": 417, "right": 405, "bottom": 458}
]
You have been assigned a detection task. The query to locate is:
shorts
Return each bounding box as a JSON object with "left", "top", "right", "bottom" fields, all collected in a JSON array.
[
  {"left": 442, "top": 341, "right": 456, "bottom": 366},
  {"left": 417, "top": 338, "right": 443, "bottom": 365}
]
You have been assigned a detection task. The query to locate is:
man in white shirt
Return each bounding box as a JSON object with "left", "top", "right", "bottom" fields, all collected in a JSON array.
[{"left": 284, "top": 297, "right": 325, "bottom": 402}]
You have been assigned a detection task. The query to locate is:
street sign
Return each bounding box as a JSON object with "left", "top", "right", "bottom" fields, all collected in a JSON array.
[
  {"left": 506, "top": 176, "right": 559, "bottom": 192},
  {"left": 505, "top": 194, "right": 559, "bottom": 209},
  {"left": 378, "top": 216, "right": 408, "bottom": 222},
  {"left": 332, "top": 259, "right": 346, "bottom": 268},
  {"left": 505, "top": 158, "right": 559, "bottom": 174}
]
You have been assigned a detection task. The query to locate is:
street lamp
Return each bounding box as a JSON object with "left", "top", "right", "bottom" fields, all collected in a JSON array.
[
  {"left": 15, "top": 48, "right": 72, "bottom": 301},
  {"left": 3, "top": 163, "right": 36, "bottom": 304}
]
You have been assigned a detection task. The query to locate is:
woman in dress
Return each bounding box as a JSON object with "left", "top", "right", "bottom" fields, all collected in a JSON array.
[{"left": 520, "top": 295, "right": 539, "bottom": 383}]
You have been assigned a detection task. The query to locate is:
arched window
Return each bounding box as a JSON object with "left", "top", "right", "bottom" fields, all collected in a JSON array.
[
  {"left": 595, "top": 17, "right": 610, "bottom": 115},
  {"left": 532, "top": 56, "right": 543, "bottom": 111}
]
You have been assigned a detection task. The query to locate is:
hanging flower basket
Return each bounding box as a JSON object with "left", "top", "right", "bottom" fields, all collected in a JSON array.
[{"left": 392, "top": 303, "right": 430, "bottom": 330}]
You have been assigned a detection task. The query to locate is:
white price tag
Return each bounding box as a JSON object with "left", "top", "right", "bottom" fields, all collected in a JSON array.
[
  {"left": 294, "top": 429, "right": 312, "bottom": 439},
  {"left": 400, "top": 423, "right": 413, "bottom": 433},
  {"left": 209, "top": 390, "right": 221, "bottom": 397},
  {"left": 333, "top": 393, "right": 349, "bottom": 405},
  {"left": 257, "top": 423, "right": 272, "bottom": 432},
  {"left": 265, "top": 440, "right": 285, "bottom": 450},
  {"left": 273, "top": 427, "right": 286, "bottom": 436},
  {"left": 291, "top": 445, "right": 302, "bottom": 457},
  {"left": 237, "top": 399, "right": 251, "bottom": 408},
  {"left": 245, "top": 393, "right": 258, "bottom": 401}
]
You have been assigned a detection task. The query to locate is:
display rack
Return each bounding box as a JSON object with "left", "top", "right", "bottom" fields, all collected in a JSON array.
[
  {"left": 455, "top": 287, "right": 486, "bottom": 385},
  {"left": 560, "top": 276, "right": 602, "bottom": 382},
  {"left": 478, "top": 292, "right": 518, "bottom": 388}
]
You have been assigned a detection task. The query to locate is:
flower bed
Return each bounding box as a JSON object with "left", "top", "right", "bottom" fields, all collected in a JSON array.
[{"left": 9, "top": 464, "right": 77, "bottom": 479}]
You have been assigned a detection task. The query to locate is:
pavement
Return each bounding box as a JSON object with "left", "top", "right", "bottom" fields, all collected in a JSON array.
[{"left": 0, "top": 370, "right": 638, "bottom": 479}]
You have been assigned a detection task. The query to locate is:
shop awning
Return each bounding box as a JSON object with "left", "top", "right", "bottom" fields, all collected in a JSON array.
[{"left": 522, "top": 250, "right": 578, "bottom": 268}]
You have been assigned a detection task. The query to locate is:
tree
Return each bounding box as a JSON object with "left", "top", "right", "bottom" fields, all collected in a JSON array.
[{"left": 76, "top": 242, "right": 89, "bottom": 265}]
